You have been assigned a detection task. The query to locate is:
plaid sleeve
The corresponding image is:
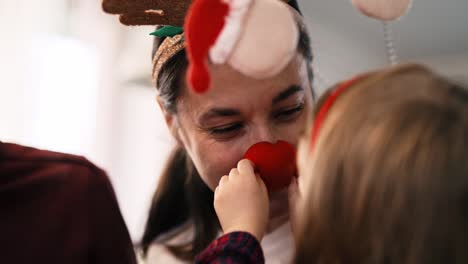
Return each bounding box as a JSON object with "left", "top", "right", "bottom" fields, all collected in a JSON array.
[{"left": 194, "top": 231, "right": 265, "bottom": 264}]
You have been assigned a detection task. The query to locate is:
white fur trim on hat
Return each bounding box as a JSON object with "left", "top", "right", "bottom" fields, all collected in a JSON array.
[
  {"left": 209, "top": 0, "right": 253, "bottom": 64},
  {"left": 228, "top": 0, "right": 299, "bottom": 79}
]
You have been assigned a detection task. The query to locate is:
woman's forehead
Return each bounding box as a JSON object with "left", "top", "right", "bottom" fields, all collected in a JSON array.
[
  {"left": 211, "top": 53, "right": 306, "bottom": 85},
  {"left": 184, "top": 54, "right": 307, "bottom": 100},
  {"left": 179, "top": 82, "right": 306, "bottom": 123},
  {"left": 175, "top": 54, "right": 310, "bottom": 120}
]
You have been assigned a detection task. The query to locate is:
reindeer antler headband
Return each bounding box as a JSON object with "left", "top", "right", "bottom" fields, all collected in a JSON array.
[
  {"left": 102, "top": 0, "right": 192, "bottom": 26},
  {"left": 102, "top": 0, "right": 191, "bottom": 87}
]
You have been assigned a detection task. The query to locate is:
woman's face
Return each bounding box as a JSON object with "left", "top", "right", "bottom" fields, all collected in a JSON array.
[{"left": 167, "top": 54, "right": 313, "bottom": 191}]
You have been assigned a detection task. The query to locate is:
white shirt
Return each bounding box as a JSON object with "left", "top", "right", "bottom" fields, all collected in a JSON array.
[{"left": 144, "top": 221, "right": 294, "bottom": 264}]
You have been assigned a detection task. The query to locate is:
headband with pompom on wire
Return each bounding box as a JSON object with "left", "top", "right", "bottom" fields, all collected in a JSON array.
[
  {"left": 351, "top": 0, "right": 413, "bottom": 65},
  {"left": 309, "top": 76, "right": 364, "bottom": 151}
]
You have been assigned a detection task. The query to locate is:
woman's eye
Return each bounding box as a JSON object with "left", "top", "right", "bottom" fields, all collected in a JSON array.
[
  {"left": 275, "top": 103, "right": 305, "bottom": 121},
  {"left": 209, "top": 123, "right": 244, "bottom": 139}
]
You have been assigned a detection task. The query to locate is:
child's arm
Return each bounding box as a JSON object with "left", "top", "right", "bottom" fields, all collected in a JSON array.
[
  {"left": 195, "top": 159, "right": 269, "bottom": 263},
  {"left": 194, "top": 231, "right": 264, "bottom": 264}
]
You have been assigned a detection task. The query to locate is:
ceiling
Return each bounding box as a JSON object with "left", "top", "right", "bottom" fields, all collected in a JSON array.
[
  {"left": 298, "top": 0, "right": 468, "bottom": 90},
  {"left": 300, "top": 0, "right": 468, "bottom": 57}
]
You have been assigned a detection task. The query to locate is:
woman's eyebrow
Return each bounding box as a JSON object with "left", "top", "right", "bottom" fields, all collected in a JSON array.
[
  {"left": 198, "top": 108, "right": 241, "bottom": 126},
  {"left": 273, "top": 85, "right": 304, "bottom": 105}
]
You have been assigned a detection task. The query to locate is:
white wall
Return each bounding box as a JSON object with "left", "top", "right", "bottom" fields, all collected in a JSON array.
[
  {"left": 0, "top": 0, "right": 175, "bottom": 241},
  {"left": 111, "top": 83, "right": 174, "bottom": 241},
  {"left": 410, "top": 53, "right": 468, "bottom": 80}
]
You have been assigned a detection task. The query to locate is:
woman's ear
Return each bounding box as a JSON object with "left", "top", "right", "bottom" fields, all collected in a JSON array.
[{"left": 156, "top": 96, "right": 183, "bottom": 146}]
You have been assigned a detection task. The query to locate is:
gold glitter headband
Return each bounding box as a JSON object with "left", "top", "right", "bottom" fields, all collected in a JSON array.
[{"left": 151, "top": 33, "right": 185, "bottom": 88}]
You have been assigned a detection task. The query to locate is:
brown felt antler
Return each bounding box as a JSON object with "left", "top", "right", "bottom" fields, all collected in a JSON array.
[{"left": 102, "top": 0, "right": 192, "bottom": 26}]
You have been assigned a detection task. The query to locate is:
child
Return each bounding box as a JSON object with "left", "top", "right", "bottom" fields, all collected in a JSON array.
[{"left": 195, "top": 64, "right": 468, "bottom": 263}]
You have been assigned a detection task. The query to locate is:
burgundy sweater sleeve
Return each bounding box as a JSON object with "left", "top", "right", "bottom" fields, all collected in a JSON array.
[
  {"left": 0, "top": 142, "right": 137, "bottom": 264},
  {"left": 195, "top": 232, "right": 265, "bottom": 264}
]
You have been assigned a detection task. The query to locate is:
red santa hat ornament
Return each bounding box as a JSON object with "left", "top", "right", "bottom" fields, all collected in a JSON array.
[{"left": 185, "top": 0, "right": 299, "bottom": 93}]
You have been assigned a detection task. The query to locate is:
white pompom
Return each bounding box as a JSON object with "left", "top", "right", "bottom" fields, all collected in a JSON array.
[
  {"left": 227, "top": 0, "right": 299, "bottom": 79},
  {"left": 351, "top": 0, "right": 412, "bottom": 21}
]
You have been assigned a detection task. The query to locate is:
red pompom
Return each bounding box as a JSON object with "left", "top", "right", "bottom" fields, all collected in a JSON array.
[
  {"left": 187, "top": 62, "right": 211, "bottom": 93},
  {"left": 244, "top": 140, "right": 297, "bottom": 192},
  {"left": 185, "top": 0, "right": 229, "bottom": 93}
]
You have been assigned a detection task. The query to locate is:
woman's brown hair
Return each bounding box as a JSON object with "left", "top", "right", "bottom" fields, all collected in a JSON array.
[{"left": 295, "top": 64, "right": 468, "bottom": 264}]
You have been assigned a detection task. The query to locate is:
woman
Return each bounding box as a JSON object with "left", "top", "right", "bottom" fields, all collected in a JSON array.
[
  {"left": 102, "top": 0, "right": 315, "bottom": 262},
  {"left": 142, "top": 2, "right": 314, "bottom": 263}
]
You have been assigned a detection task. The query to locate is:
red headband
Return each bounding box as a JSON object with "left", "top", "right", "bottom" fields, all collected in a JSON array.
[{"left": 310, "top": 76, "right": 363, "bottom": 151}]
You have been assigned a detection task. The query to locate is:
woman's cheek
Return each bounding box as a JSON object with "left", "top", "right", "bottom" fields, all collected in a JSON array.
[
  {"left": 280, "top": 123, "right": 304, "bottom": 146},
  {"left": 200, "top": 143, "right": 244, "bottom": 187}
]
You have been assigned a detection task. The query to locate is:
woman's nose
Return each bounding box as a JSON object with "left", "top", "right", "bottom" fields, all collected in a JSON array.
[{"left": 249, "top": 125, "right": 277, "bottom": 145}]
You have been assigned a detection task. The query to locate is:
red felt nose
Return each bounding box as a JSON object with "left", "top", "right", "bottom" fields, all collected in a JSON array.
[{"left": 243, "top": 140, "right": 297, "bottom": 192}]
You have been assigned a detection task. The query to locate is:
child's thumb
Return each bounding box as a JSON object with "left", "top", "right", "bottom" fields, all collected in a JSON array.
[
  {"left": 288, "top": 177, "right": 300, "bottom": 234},
  {"left": 288, "top": 177, "right": 299, "bottom": 204}
]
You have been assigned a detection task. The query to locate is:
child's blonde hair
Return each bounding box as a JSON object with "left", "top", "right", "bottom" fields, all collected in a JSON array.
[{"left": 295, "top": 64, "right": 468, "bottom": 264}]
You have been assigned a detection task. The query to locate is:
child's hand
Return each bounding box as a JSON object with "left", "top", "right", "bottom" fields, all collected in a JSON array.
[
  {"left": 214, "top": 159, "right": 269, "bottom": 241},
  {"left": 288, "top": 176, "right": 300, "bottom": 235}
]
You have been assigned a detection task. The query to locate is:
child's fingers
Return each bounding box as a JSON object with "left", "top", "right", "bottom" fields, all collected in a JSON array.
[
  {"left": 214, "top": 176, "right": 228, "bottom": 205},
  {"left": 289, "top": 177, "right": 299, "bottom": 201},
  {"left": 288, "top": 177, "right": 299, "bottom": 202},
  {"left": 258, "top": 175, "right": 268, "bottom": 194},
  {"left": 237, "top": 159, "right": 255, "bottom": 177},
  {"left": 229, "top": 168, "right": 239, "bottom": 177},
  {"left": 218, "top": 175, "right": 229, "bottom": 188},
  {"left": 288, "top": 177, "right": 300, "bottom": 234}
]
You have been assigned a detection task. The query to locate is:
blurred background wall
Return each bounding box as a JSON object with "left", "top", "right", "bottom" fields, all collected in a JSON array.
[{"left": 1, "top": 0, "right": 467, "bottom": 242}]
